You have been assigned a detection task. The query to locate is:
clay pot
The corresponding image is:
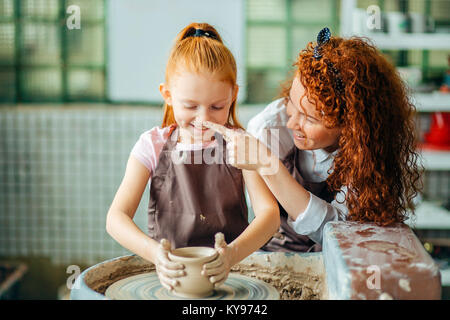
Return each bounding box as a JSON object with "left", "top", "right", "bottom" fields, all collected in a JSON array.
[{"left": 168, "top": 246, "right": 218, "bottom": 298}]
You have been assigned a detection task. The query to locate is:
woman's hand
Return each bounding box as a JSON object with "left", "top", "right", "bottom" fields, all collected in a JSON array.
[
  {"left": 155, "top": 238, "right": 186, "bottom": 292},
  {"left": 202, "top": 233, "right": 234, "bottom": 288},
  {"left": 200, "top": 120, "right": 279, "bottom": 175}
]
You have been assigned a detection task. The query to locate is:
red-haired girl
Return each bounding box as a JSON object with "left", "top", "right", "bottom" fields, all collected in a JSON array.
[
  {"left": 106, "top": 23, "right": 280, "bottom": 291},
  {"left": 204, "top": 27, "right": 422, "bottom": 253}
]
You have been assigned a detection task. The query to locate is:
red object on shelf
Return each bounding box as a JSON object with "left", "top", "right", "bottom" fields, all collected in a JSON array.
[{"left": 423, "top": 112, "right": 450, "bottom": 150}]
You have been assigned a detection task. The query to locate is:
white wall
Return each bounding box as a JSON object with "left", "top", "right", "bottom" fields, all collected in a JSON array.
[{"left": 107, "top": 0, "right": 246, "bottom": 103}]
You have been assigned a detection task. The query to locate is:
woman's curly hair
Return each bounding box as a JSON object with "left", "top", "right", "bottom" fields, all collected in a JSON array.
[{"left": 280, "top": 36, "right": 423, "bottom": 225}]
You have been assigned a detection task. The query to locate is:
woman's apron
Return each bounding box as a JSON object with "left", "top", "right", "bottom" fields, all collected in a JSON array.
[
  {"left": 147, "top": 126, "right": 249, "bottom": 248},
  {"left": 262, "top": 146, "right": 336, "bottom": 252}
]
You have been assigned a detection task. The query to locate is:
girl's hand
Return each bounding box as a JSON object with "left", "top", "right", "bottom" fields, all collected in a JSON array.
[
  {"left": 202, "top": 233, "right": 233, "bottom": 288},
  {"left": 155, "top": 238, "right": 185, "bottom": 292},
  {"left": 201, "top": 120, "right": 279, "bottom": 175}
]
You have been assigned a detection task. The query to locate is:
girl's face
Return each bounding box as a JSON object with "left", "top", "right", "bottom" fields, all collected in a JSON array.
[
  {"left": 286, "top": 76, "right": 341, "bottom": 152},
  {"left": 160, "top": 70, "right": 237, "bottom": 143}
]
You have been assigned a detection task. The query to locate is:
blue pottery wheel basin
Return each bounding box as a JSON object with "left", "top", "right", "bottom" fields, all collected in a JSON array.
[{"left": 70, "top": 252, "right": 326, "bottom": 300}]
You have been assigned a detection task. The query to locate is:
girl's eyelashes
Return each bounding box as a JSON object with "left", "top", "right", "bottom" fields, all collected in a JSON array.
[{"left": 183, "top": 105, "right": 224, "bottom": 110}]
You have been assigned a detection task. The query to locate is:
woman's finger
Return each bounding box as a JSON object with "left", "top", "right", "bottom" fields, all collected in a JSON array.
[{"left": 202, "top": 120, "right": 237, "bottom": 141}]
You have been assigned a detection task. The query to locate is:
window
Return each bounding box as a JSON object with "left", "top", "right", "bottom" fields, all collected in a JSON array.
[
  {"left": 246, "top": 0, "right": 339, "bottom": 103},
  {"left": 0, "top": 0, "right": 106, "bottom": 103}
]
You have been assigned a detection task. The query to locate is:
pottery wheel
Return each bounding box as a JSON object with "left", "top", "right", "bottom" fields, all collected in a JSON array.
[{"left": 105, "top": 272, "right": 280, "bottom": 300}]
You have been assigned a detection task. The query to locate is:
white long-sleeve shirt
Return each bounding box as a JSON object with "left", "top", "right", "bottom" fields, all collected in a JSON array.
[{"left": 246, "top": 98, "right": 348, "bottom": 244}]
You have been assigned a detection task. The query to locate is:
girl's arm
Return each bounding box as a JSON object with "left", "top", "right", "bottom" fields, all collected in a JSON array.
[
  {"left": 203, "top": 169, "right": 280, "bottom": 286},
  {"left": 227, "top": 170, "right": 280, "bottom": 266},
  {"left": 105, "top": 156, "right": 159, "bottom": 263},
  {"left": 106, "top": 156, "right": 185, "bottom": 291}
]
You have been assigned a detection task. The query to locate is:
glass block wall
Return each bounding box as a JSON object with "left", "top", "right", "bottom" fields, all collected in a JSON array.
[
  {"left": 0, "top": 107, "right": 153, "bottom": 265},
  {"left": 246, "top": 0, "right": 339, "bottom": 103},
  {"left": 0, "top": 0, "right": 105, "bottom": 103}
]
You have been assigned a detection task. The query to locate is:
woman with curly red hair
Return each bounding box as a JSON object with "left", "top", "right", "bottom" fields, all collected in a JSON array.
[{"left": 203, "top": 27, "right": 423, "bottom": 252}]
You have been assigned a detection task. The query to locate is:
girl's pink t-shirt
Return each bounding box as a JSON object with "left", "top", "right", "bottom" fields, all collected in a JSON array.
[{"left": 130, "top": 125, "right": 217, "bottom": 176}]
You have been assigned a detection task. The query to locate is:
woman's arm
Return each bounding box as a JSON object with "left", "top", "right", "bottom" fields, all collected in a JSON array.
[
  {"left": 105, "top": 155, "right": 159, "bottom": 263},
  {"left": 202, "top": 120, "right": 346, "bottom": 233},
  {"left": 227, "top": 170, "right": 280, "bottom": 266},
  {"left": 259, "top": 158, "right": 310, "bottom": 220}
]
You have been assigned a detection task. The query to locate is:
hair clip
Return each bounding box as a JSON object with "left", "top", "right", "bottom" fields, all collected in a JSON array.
[
  {"left": 313, "top": 27, "right": 331, "bottom": 60},
  {"left": 312, "top": 27, "right": 345, "bottom": 95}
]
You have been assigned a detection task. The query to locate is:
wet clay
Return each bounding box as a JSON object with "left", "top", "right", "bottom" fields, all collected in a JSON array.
[
  {"left": 85, "top": 255, "right": 324, "bottom": 300},
  {"left": 231, "top": 263, "right": 324, "bottom": 300}
]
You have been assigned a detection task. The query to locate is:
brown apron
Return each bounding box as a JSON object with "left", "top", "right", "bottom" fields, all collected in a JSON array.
[
  {"left": 262, "top": 147, "right": 336, "bottom": 252},
  {"left": 147, "top": 126, "right": 249, "bottom": 248}
]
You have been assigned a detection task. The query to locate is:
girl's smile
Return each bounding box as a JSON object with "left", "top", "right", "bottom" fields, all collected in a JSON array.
[{"left": 191, "top": 122, "right": 213, "bottom": 138}]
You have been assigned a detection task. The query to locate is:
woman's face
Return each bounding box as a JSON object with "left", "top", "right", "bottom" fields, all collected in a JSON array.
[
  {"left": 286, "top": 76, "right": 341, "bottom": 152},
  {"left": 160, "top": 70, "right": 237, "bottom": 143}
]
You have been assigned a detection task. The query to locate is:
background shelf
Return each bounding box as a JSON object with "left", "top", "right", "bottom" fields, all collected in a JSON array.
[
  {"left": 407, "top": 201, "right": 450, "bottom": 230},
  {"left": 414, "top": 92, "right": 450, "bottom": 112},
  {"left": 420, "top": 150, "right": 450, "bottom": 171},
  {"left": 361, "top": 33, "right": 450, "bottom": 50}
]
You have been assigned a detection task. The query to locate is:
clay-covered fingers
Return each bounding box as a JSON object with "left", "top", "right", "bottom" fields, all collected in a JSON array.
[
  {"left": 202, "top": 257, "right": 227, "bottom": 287},
  {"left": 157, "top": 239, "right": 185, "bottom": 274},
  {"left": 202, "top": 256, "right": 224, "bottom": 274},
  {"left": 157, "top": 270, "right": 179, "bottom": 291},
  {"left": 160, "top": 238, "right": 171, "bottom": 251},
  {"left": 156, "top": 259, "right": 185, "bottom": 277},
  {"left": 214, "top": 232, "right": 227, "bottom": 249},
  {"left": 155, "top": 238, "right": 185, "bottom": 291}
]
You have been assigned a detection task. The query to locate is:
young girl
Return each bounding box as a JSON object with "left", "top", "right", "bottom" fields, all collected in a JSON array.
[
  {"left": 105, "top": 23, "right": 279, "bottom": 292},
  {"left": 204, "top": 27, "right": 422, "bottom": 252}
]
